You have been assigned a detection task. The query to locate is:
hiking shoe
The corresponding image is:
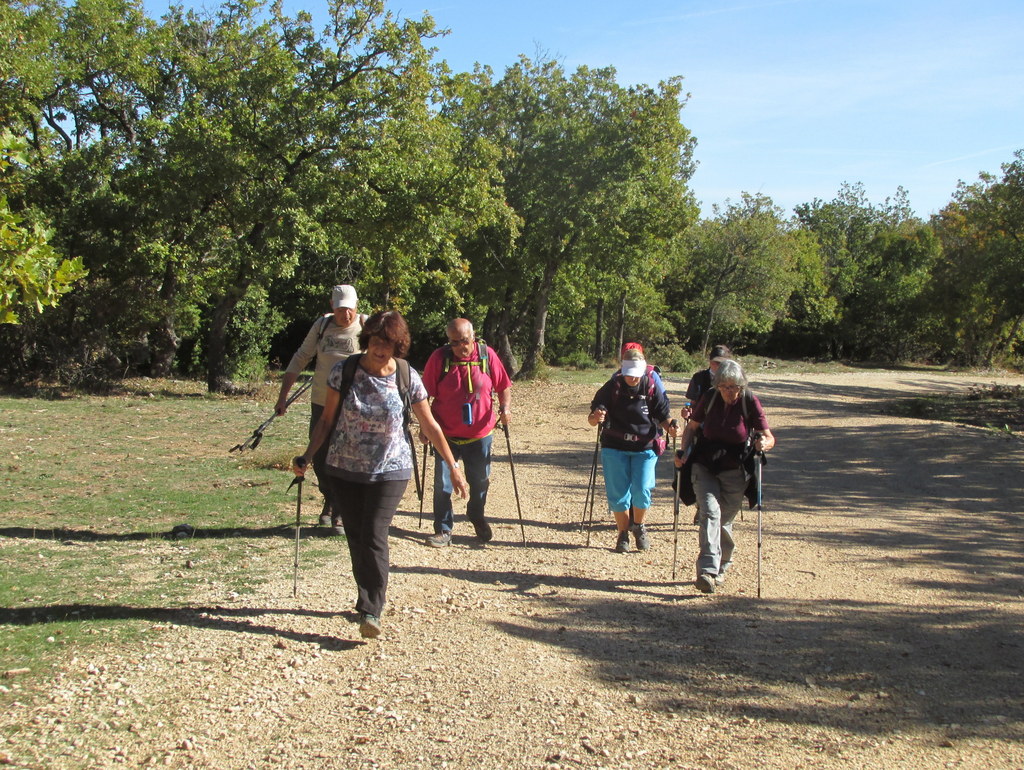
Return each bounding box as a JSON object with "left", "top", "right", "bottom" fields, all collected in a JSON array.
[
  {"left": 426, "top": 531, "right": 452, "bottom": 548},
  {"left": 470, "top": 517, "right": 493, "bottom": 543},
  {"left": 330, "top": 516, "right": 344, "bottom": 536},
  {"left": 359, "top": 613, "right": 382, "bottom": 639},
  {"left": 631, "top": 522, "right": 650, "bottom": 551},
  {"left": 614, "top": 530, "right": 631, "bottom": 553},
  {"left": 695, "top": 573, "right": 716, "bottom": 594},
  {"left": 714, "top": 573, "right": 727, "bottom": 586}
]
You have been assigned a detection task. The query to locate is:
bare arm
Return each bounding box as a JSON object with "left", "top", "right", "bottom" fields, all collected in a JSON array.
[
  {"left": 496, "top": 387, "right": 512, "bottom": 426},
  {"left": 275, "top": 371, "right": 300, "bottom": 415},
  {"left": 291, "top": 387, "right": 340, "bottom": 475},
  {"left": 412, "top": 399, "right": 468, "bottom": 499}
]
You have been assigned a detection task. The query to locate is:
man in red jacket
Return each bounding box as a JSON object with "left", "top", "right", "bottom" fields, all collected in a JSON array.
[{"left": 420, "top": 318, "right": 512, "bottom": 546}]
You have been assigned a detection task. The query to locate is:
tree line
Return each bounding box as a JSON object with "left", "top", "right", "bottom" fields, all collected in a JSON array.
[{"left": 2, "top": 0, "right": 1022, "bottom": 390}]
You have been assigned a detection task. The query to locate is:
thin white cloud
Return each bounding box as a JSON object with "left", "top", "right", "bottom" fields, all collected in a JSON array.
[{"left": 922, "top": 146, "right": 1022, "bottom": 169}]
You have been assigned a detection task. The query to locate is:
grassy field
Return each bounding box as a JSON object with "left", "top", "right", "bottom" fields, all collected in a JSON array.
[
  {"left": 2, "top": 363, "right": 1020, "bottom": 713},
  {"left": 0, "top": 381, "right": 337, "bottom": 703}
]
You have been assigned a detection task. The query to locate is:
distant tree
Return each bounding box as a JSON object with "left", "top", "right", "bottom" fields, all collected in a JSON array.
[
  {"left": 930, "top": 149, "right": 1024, "bottom": 366},
  {"left": 665, "top": 193, "right": 806, "bottom": 352},
  {"left": 452, "top": 57, "right": 696, "bottom": 377},
  {"left": 794, "top": 183, "right": 920, "bottom": 358}
]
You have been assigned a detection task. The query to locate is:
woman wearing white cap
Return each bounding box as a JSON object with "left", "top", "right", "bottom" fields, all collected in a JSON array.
[{"left": 588, "top": 349, "right": 678, "bottom": 553}]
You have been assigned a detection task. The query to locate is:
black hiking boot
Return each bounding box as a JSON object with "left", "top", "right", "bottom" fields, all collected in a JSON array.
[{"left": 615, "top": 530, "right": 631, "bottom": 553}]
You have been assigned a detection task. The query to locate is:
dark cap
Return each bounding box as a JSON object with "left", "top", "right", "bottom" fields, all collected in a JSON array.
[{"left": 709, "top": 344, "right": 732, "bottom": 361}]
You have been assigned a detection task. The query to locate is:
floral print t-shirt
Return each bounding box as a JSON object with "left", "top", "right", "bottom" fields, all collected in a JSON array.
[{"left": 324, "top": 361, "right": 428, "bottom": 483}]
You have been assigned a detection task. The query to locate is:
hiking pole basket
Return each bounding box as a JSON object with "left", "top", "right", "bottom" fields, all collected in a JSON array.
[
  {"left": 502, "top": 423, "right": 527, "bottom": 543},
  {"left": 231, "top": 378, "right": 312, "bottom": 452}
]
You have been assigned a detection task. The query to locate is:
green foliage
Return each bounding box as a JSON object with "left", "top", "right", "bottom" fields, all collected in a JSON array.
[
  {"left": 664, "top": 193, "right": 804, "bottom": 352},
  {"left": 0, "top": 134, "right": 86, "bottom": 324},
  {"left": 453, "top": 57, "right": 697, "bottom": 378},
  {"left": 649, "top": 342, "right": 703, "bottom": 374},
  {"left": 555, "top": 350, "right": 599, "bottom": 370},
  {"left": 929, "top": 149, "right": 1024, "bottom": 367}
]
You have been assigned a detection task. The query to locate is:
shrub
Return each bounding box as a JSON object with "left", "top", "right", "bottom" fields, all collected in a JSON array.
[
  {"left": 558, "top": 351, "right": 599, "bottom": 370},
  {"left": 649, "top": 343, "right": 703, "bottom": 374}
]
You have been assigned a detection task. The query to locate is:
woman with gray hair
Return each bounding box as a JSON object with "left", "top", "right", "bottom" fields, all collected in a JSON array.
[{"left": 675, "top": 358, "right": 775, "bottom": 593}]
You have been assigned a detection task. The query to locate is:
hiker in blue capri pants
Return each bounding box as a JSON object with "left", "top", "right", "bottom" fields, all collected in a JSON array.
[{"left": 588, "top": 348, "right": 678, "bottom": 553}]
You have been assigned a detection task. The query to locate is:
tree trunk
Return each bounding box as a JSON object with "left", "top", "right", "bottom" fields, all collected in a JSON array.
[
  {"left": 206, "top": 281, "right": 250, "bottom": 393},
  {"left": 615, "top": 292, "right": 626, "bottom": 357},
  {"left": 149, "top": 261, "right": 180, "bottom": 377},
  {"left": 488, "top": 287, "right": 518, "bottom": 374},
  {"left": 593, "top": 297, "right": 604, "bottom": 361},
  {"left": 517, "top": 261, "right": 559, "bottom": 379}
]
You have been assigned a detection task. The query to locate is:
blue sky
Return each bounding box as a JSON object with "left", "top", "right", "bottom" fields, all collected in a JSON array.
[
  {"left": 402, "top": 0, "right": 1022, "bottom": 219},
  {"left": 153, "top": 0, "right": 1022, "bottom": 219}
]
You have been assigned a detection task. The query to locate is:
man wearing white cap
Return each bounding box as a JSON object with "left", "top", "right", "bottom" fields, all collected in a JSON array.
[{"left": 276, "top": 284, "right": 365, "bottom": 533}]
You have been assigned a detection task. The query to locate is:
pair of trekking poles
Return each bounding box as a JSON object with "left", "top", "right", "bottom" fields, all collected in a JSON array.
[
  {"left": 414, "top": 423, "right": 527, "bottom": 544},
  {"left": 581, "top": 420, "right": 767, "bottom": 598}
]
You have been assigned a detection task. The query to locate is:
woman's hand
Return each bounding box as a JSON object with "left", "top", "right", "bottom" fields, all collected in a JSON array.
[
  {"left": 291, "top": 455, "right": 308, "bottom": 477},
  {"left": 588, "top": 408, "right": 607, "bottom": 427},
  {"left": 754, "top": 430, "right": 775, "bottom": 453}
]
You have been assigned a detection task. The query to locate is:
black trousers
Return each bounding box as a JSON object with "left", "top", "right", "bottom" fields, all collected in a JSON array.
[{"left": 323, "top": 476, "right": 408, "bottom": 617}]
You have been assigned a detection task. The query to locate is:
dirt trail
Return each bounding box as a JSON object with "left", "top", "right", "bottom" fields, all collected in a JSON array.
[{"left": 4, "top": 370, "right": 1024, "bottom": 769}]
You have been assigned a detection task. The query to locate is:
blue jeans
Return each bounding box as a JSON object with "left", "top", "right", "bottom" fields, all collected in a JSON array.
[
  {"left": 693, "top": 463, "right": 747, "bottom": 577},
  {"left": 433, "top": 434, "right": 492, "bottom": 534}
]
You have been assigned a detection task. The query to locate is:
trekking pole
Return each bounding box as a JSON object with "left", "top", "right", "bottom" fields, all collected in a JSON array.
[
  {"left": 231, "top": 378, "right": 312, "bottom": 452},
  {"left": 418, "top": 440, "right": 429, "bottom": 528},
  {"left": 585, "top": 422, "right": 604, "bottom": 548},
  {"left": 670, "top": 419, "right": 680, "bottom": 580},
  {"left": 581, "top": 421, "right": 602, "bottom": 532},
  {"left": 410, "top": 432, "right": 423, "bottom": 506},
  {"left": 755, "top": 447, "right": 764, "bottom": 599},
  {"left": 288, "top": 472, "right": 304, "bottom": 598},
  {"left": 501, "top": 423, "right": 527, "bottom": 544}
]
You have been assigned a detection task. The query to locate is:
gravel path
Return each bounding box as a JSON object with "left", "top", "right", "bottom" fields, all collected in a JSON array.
[{"left": 3, "top": 370, "right": 1023, "bottom": 769}]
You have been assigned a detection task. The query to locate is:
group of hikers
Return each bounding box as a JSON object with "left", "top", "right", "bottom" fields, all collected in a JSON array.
[{"left": 282, "top": 285, "right": 774, "bottom": 639}]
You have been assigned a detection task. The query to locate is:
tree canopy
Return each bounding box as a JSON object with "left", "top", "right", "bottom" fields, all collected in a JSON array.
[{"left": 1, "top": 0, "right": 1022, "bottom": 385}]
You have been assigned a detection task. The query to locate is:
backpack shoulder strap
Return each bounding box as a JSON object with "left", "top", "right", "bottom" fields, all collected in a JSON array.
[
  {"left": 316, "top": 314, "right": 332, "bottom": 342},
  {"left": 337, "top": 353, "right": 362, "bottom": 404},
  {"left": 477, "top": 340, "right": 489, "bottom": 376},
  {"left": 394, "top": 358, "right": 414, "bottom": 435}
]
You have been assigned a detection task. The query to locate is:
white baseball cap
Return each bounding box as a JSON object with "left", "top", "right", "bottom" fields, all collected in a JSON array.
[{"left": 331, "top": 284, "right": 357, "bottom": 309}]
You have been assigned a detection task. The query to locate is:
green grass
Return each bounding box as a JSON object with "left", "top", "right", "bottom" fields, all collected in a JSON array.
[{"left": 0, "top": 383, "right": 335, "bottom": 706}]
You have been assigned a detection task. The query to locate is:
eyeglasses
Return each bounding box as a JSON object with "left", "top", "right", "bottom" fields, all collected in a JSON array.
[{"left": 719, "top": 384, "right": 741, "bottom": 392}]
